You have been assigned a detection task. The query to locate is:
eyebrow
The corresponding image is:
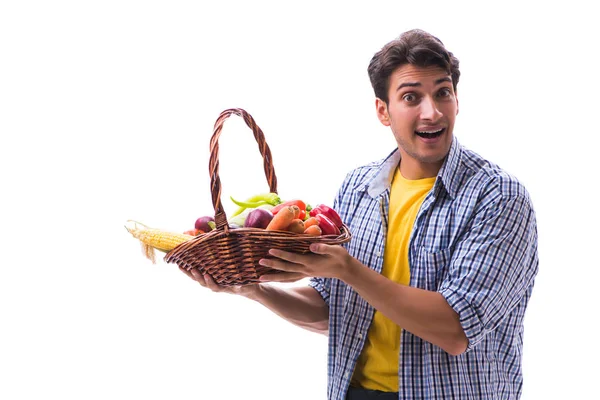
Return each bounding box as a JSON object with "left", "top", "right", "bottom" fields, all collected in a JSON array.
[{"left": 396, "top": 76, "right": 452, "bottom": 91}]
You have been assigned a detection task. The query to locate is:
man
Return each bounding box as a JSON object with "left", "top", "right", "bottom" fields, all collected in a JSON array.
[{"left": 181, "top": 29, "right": 539, "bottom": 399}]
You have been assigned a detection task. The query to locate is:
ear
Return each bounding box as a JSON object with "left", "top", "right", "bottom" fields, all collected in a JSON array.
[{"left": 375, "top": 98, "right": 390, "bottom": 126}]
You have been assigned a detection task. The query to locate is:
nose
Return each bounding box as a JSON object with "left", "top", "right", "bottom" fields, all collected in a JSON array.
[{"left": 420, "top": 96, "right": 443, "bottom": 121}]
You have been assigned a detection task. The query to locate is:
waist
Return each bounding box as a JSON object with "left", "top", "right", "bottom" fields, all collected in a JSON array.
[{"left": 346, "top": 386, "right": 398, "bottom": 399}]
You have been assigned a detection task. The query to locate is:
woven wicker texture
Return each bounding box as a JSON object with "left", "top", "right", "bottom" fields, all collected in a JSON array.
[{"left": 164, "top": 108, "right": 351, "bottom": 286}]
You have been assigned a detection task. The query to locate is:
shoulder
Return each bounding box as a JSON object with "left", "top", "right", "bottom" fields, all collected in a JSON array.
[
  {"left": 441, "top": 144, "right": 538, "bottom": 248},
  {"left": 338, "top": 149, "right": 397, "bottom": 194},
  {"left": 458, "top": 145, "right": 532, "bottom": 203}
]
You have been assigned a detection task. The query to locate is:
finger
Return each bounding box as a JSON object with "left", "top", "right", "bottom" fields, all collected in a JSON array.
[
  {"left": 309, "top": 243, "right": 338, "bottom": 255},
  {"left": 203, "top": 273, "right": 223, "bottom": 291},
  {"left": 259, "top": 257, "right": 301, "bottom": 273},
  {"left": 189, "top": 268, "right": 208, "bottom": 287},
  {"left": 266, "top": 249, "right": 311, "bottom": 264},
  {"left": 259, "top": 272, "right": 306, "bottom": 283},
  {"left": 179, "top": 266, "right": 193, "bottom": 278}
]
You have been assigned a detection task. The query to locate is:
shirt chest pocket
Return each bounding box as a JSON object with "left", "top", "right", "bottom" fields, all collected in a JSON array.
[{"left": 411, "top": 247, "right": 452, "bottom": 291}]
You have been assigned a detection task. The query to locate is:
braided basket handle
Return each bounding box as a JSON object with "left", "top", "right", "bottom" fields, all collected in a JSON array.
[{"left": 209, "top": 108, "right": 278, "bottom": 231}]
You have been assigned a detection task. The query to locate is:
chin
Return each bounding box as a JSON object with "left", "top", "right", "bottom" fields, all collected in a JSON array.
[
  {"left": 418, "top": 153, "right": 447, "bottom": 165},
  {"left": 419, "top": 138, "right": 452, "bottom": 160}
]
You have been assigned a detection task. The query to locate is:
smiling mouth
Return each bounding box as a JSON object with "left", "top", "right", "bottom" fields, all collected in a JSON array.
[{"left": 415, "top": 128, "right": 445, "bottom": 139}]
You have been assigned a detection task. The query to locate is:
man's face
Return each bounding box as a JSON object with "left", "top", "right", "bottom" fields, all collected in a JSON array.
[{"left": 376, "top": 64, "right": 458, "bottom": 179}]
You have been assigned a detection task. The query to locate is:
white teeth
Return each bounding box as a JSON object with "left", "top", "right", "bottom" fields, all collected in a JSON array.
[{"left": 416, "top": 128, "right": 443, "bottom": 134}]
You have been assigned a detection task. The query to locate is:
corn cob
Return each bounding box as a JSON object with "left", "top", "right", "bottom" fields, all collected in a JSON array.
[{"left": 125, "top": 220, "right": 194, "bottom": 264}]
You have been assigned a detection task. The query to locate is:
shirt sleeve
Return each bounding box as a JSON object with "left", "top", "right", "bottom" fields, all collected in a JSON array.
[
  {"left": 308, "top": 276, "right": 331, "bottom": 306},
  {"left": 438, "top": 193, "right": 539, "bottom": 351}
]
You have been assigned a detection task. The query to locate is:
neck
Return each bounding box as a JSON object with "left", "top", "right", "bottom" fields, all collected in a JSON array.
[{"left": 398, "top": 159, "right": 442, "bottom": 180}]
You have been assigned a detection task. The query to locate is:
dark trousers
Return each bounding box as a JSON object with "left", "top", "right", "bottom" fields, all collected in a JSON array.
[{"left": 346, "top": 386, "right": 398, "bottom": 399}]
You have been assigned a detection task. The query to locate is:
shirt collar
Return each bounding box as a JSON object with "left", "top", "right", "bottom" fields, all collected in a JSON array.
[
  {"left": 351, "top": 148, "right": 399, "bottom": 199},
  {"left": 435, "top": 136, "right": 462, "bottom": 200},
  {"left": 356, "top": 136, "right": 463, "bottom": 200}
]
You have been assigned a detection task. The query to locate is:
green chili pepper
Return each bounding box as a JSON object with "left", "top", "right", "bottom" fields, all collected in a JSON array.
[
  {"left": 231, "top": 197, "right": 269, "bottom": 209},
  {"left": 229, "top": 192, "right": 282, "bottom": 217}
]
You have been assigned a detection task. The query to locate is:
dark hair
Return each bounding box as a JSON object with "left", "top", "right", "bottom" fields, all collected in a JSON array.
[{"left": 368, "top": 29, "right": 460, "bottom": 103}]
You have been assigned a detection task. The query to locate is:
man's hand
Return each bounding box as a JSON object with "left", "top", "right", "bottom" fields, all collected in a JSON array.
[
  {"left": 179, "top": 267, "right": 261, "bottom": 298},
  {"left": 258, "top": 243, "right": 357, "bottom": 282}
]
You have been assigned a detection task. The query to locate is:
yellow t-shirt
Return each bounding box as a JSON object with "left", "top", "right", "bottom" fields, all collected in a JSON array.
[{"left": 351, "top": 168, "right": 436, "bottom": 392}]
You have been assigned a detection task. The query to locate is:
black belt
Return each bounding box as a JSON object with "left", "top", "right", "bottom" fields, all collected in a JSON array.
[{"left": 346, "top": 386, "right": 398, "bottom": 399}]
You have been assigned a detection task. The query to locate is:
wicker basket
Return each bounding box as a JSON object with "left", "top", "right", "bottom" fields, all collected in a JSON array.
[{"left": 164, "top": 108, "right": 351, "bottom": 286}]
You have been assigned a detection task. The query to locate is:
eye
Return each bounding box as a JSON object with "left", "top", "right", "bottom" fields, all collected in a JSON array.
[
  {"left": 438, "top": 87, "right": 452, "bottom": 97},
  {"left": 402, "top": 93, "right": 418, "bottom": 103}
]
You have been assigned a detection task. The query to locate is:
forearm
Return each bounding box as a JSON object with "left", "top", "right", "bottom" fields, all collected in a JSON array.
[
  {"left": 343, "top": 259, "right": 467, "bottom": 355},
  {"left": 244, "top": 284, "right": 329, "bottom": 335}
]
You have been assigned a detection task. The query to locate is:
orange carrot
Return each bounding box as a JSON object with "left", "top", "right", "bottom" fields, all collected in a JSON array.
[
  {"left": 290, "top": 205, "right": 301, "bottom": 219},
  {"left": 266, "top": 206, "right": 297, "bottom": 231},
  {"left": 303, "top": 217, "right": 319, "bottom": 229},
  {"left": 183, "top": 229, "right": 204, "bottom": 236},
  {"left": 287, "top": 219, "right": 305, "bottom": 234},
  {"left": 303, "top": 225, "right": 322, "bottom": 236}
]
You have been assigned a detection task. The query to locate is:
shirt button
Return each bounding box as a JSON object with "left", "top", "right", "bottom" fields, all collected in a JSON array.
[
  {"left": 344, "top": 372, "right": 350, "bottom": 379},
  {"left": 376, "top": 251, "right": 381, "bottom": 257},
  {"left": 358, "top": 333, "right": 363, "bottom": 339}
]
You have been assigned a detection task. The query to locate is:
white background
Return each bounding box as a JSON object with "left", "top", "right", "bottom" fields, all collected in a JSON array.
[{"left": 1, "top": 1, "right": 598, "bottom": 399}]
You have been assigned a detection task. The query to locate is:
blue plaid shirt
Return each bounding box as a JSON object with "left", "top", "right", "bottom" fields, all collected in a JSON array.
[{"left": 310, "top": 138, "right": 538, "bottom": 400}]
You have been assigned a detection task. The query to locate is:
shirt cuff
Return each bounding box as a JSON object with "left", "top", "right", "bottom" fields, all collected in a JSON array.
[
  {"left": 308, "top": 277, "right": 330, "bottom": 307},
  {"left": 439, "top": 287, "right": 485, "bottom": 352}
]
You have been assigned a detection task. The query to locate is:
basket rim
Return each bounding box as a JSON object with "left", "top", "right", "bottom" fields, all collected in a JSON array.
[{"left": 165, "top": 222, "right": 352, "bottom": 259}]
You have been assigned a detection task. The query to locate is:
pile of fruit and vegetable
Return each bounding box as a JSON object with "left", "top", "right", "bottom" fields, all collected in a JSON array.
[{"left": 125, "top": 191, "right": 346, "bottom": 264}]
